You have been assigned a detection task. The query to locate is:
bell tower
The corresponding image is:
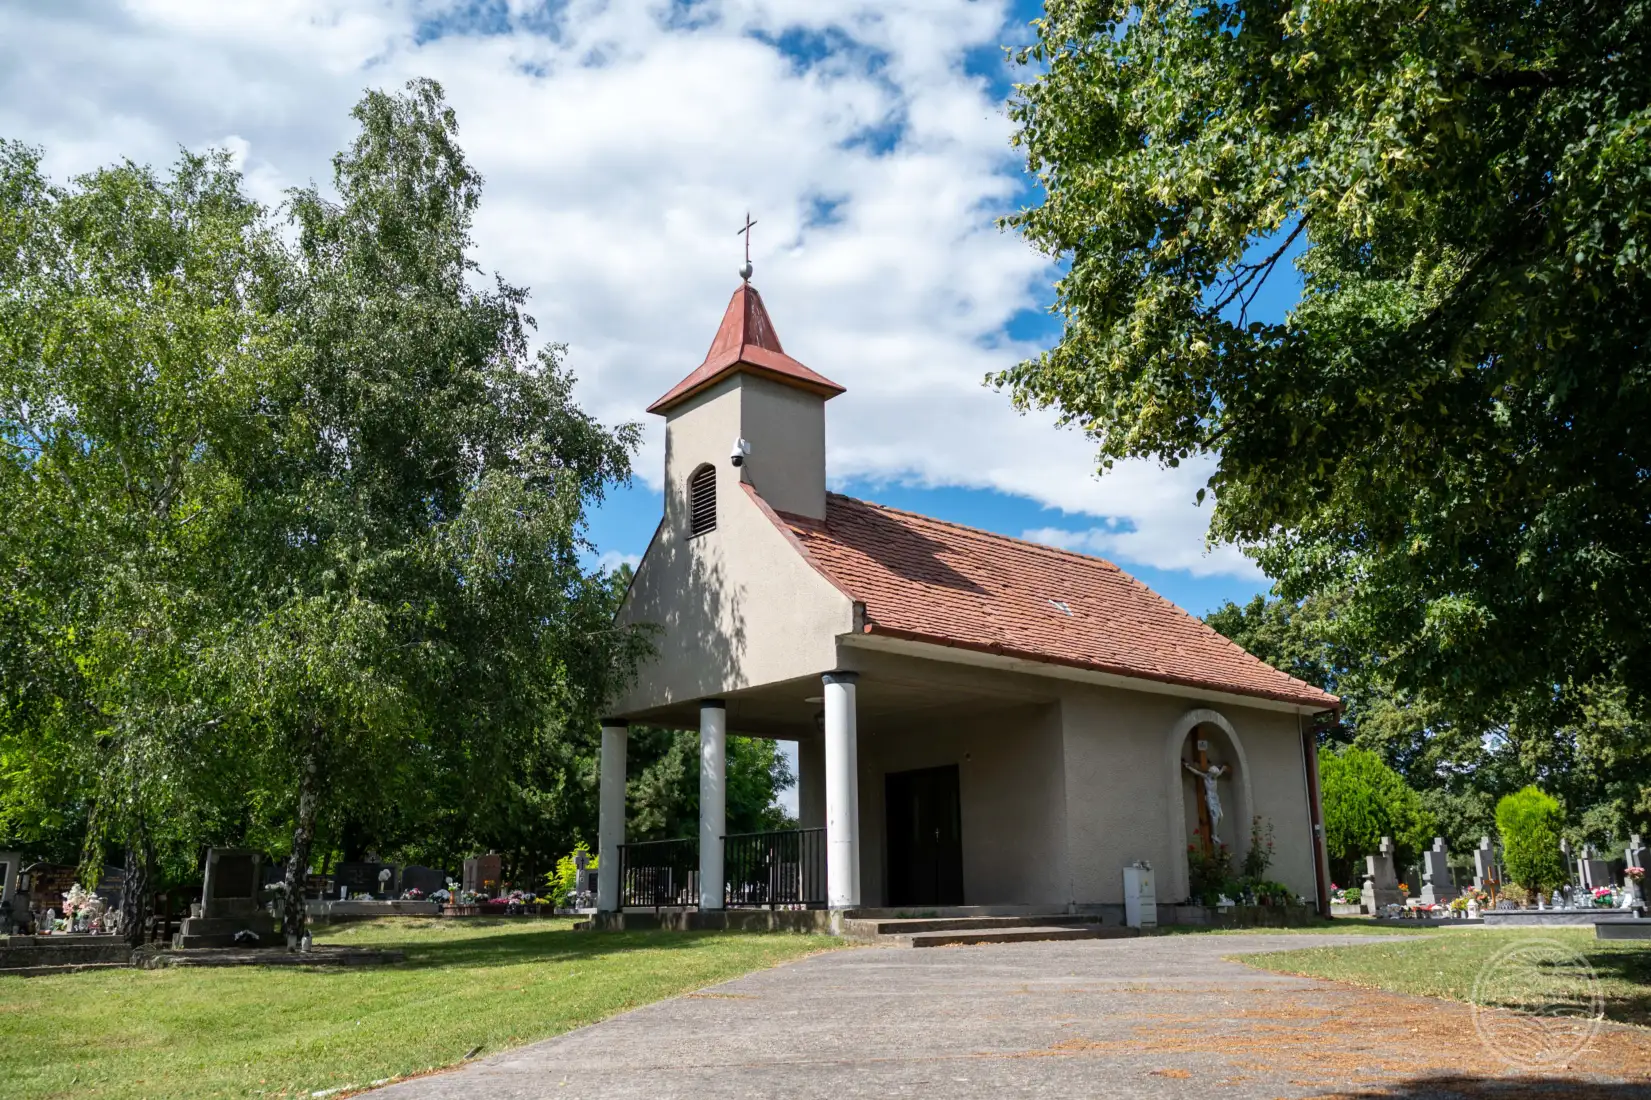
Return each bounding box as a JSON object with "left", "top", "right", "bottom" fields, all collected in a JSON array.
[{"left": 648, "top": 281, "right": 844, "bottom": 521}]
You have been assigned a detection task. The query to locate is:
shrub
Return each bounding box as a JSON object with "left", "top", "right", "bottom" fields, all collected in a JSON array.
[
  {"left": 1496, "top": 787, "right": 1569, "bottom": 899},
  {"left": 1319, "top": 746, "right": 1436, "bottom": 880},
  {"left": 546, "top": 842, "right": 596, "bottom": 908}
]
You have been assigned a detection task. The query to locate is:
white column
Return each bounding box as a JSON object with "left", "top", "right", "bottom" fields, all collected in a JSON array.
[
  {"left": 699, "top": 701, "right": 727, "bottom": 910},
  {"left": 823, "top": 671, "right": 860, "bottom": 909},
  {"left": 797, "top": 733, "right": 826, "bottom": 829},
  {"left": 596, "top": 720, "right": 628, "bottom": 912}
]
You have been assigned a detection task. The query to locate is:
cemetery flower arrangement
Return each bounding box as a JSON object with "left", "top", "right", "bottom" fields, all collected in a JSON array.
[
  {"left": 400, "top": 887, "right": 425, "bottom": 900},
  {"left": 1592, "top": 886, "right": 1616, "bottom": 907},
  {"left": 431, "top": 888, "right": 452, "bottom": 903},
  {"left": 1626, "top": 867, "right": 1645, "bottom": 883},
  {"left": 1337, "top": 886, "right": 1361, "bottom": 905}
]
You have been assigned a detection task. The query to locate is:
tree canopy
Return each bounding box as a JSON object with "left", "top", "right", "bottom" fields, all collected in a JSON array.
[
  {"left": 1005, "top": 1, "right": 1651, "bottom": 722},
  {"left": 1496, "top": 785, "right": 1569, "bottom": 896},
  {"left": 1208, "top": 593, "right": 1651, "bottom": 860},
  {"left": 1317, "top": 746, "right": 1435, "bottom": 885},
  {"left": 1, "top": 80, "right": 669, "bottom": 935}
]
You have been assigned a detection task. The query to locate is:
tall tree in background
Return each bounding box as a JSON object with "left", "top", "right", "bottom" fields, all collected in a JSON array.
[
  {"left": 232, "top": 79, "right": 645, "bottom": 939},
  {"left": 0, "top": 142, "right": 286, "bottom": 943},
  {"left": 1208, "top": 594, "right": 1651, "bottom": 855},
  {"left": 1004, "top": 1, "right": 1651, "bottom": 722},
  {"left": 2, "top": 80, "right": 648, "bottom": 941}
]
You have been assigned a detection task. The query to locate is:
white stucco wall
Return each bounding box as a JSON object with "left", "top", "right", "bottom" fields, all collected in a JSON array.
[
  {"left": 1060, "top": 684, "right": 1316, "bottom": 907},
  {"left": 611, "top": 377, "right": 852, "bottom": 713},
  {"left": 854, "top": 702, "right": 1069, "bottom": 909}
]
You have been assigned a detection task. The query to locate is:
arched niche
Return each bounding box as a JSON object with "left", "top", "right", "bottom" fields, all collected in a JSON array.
[{"left": 1163, "top": 708, "right": 1255, "bottom": 903}]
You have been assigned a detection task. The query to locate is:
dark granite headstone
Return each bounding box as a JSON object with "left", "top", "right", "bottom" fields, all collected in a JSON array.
[
  {"left": 334, "top": 862, "right": 391, "bottom": 898},
  {"left": 463, "top": 853, "right": 503, "bottom": 895},
  {"left": 26, "top": 863, "right": 77, "bottom": 910},
  {"left": 202, "top": 849, "right": 262, "bottom": 917},
  {"left": 400, "top": 865, "right": 448, "bottom": 895},
  {"left": 174, "top": 848, "right": 275, "bottom": 948}
]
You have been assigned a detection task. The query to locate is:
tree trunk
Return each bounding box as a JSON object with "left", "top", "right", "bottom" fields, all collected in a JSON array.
[
  {"left": 120, "top": 826, "right": 154, "bottom": 951},
  {"left": 282, "top": 738, "right": 322, "bottom": 946}
]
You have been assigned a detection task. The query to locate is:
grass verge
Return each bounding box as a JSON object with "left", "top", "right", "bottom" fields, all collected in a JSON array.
[
  {"left": 1152, "top": 916, "right": 1447, "bottom": 935},
  {"left": 1235, "top": 927, "right": 1651, "bottom": 1027},
  {"left": 0, "top": 916, "right": 839, "bottom": 1099}
]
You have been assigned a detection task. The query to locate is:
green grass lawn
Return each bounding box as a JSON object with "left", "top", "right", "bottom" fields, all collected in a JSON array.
[
  {"left": 1236, "top": 927, "right": 1651, "bottom": 1027},
  {"left": 0, "top": 917, "right": 840, "bottom": 1100}
]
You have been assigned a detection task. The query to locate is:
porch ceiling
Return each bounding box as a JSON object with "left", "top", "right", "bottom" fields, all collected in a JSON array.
[{"left": 615, "top": 662, "right": 1057, "bottom": 741}]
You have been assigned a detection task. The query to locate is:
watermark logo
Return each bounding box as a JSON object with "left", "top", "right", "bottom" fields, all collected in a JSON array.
[{"left": 1471, "top": 938, "right": 1605, "bottom": 1069}]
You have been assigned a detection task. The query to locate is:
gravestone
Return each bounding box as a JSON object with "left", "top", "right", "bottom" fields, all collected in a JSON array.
[
  {"left": 0, "top": 850, "right": 20, "bottom": 933},
  {"left": 1625, "top": 835, "right": 1647, "bottom": 906},
  {"left": 335, "top": 862, "right": 392, "bottom": 899},
  {"left": 1473, "top": 836, "right": 1498, "bottom": 891},
  {"left": 400, "top": 865, "right": 448, "bottom": 896},
  {"left": 463, "top": 853, "right": 503, "bottom": 896},
  {"left": 26, "top": 863, "right": 76, "bottom": 910},
  {"left": 1360, "top": 836, "right": 1403, "bottom": 913},
  {"left": 1578, "top": 844, "right": 1613, "bottom": 891},
  {"left": 92, "top": 864, "right": 125, "bottom": 910},
  {"left": 1419, "top": 838, "right": 1457, "bottom": 905},
  {"left": 173, "top": 848, "right": 278, "bottom": 948}
]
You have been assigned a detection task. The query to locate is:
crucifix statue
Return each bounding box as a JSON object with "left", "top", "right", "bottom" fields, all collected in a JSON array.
[
  {"left": 737, "top": 212, "right": 758, "bottom": 282},
  {"left": 1184, "top": 755, "right": 1228, "bottom": 838}
]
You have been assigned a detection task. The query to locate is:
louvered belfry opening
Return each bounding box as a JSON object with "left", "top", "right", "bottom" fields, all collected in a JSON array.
[{"left": 688, "top": 464, "right": 716, "bottom": 537}]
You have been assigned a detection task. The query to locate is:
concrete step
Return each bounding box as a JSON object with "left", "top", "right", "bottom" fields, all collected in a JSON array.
[
  {"left": 844, "top": 914, "right": 1095, "bottom": 936},
  {"left": 898, "top": 925, "right": 1134, "bottom": 948},
  {"left": 0, "top": 938, "right": 134, "bottom": 969},
  {"left": 843, "top": 906, "right": 1047, "bottom": 920}
]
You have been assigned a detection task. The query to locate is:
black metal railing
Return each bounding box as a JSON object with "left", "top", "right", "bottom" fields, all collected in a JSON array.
[
  {"left": 723, "top": 828, "right": 826, "bottom": 909},
  {"left": 618, "top": 838, "right": 699, "bottom": 909}
]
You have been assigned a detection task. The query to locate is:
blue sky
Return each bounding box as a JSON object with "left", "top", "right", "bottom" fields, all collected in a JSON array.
[
  {"left": 0, "top": 1, "right": 1314, "bottom": 818},
  {"left": 1, "top": 0, "right": 1306, "bottom": 624}
]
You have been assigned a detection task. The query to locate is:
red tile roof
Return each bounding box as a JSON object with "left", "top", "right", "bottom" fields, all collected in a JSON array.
[
  {"left": 648, "top": 283, "right": 846, "bottom": 414},
  {"left": 770, "top": 493, "right": 1339, "bottom": 710}
]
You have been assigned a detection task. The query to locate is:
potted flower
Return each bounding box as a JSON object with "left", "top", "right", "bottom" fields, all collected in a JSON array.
[
  {"left": 1624, "top": 866, "right": 1644, "bottom": 906},
  {"left": 1592, "top": 886, "right": 1616, "bottom": 909}
]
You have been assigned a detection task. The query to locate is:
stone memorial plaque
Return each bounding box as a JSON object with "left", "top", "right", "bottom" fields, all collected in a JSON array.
[
  {"left": 335, "top": 862, "right": 391, "bottom": 898},
  {"left": 1473, "top": 836, "right": 1498, "bottom": 891},
  {"left": 1420, "top": 838, "right": 1457, "bottom": 905},
  {"left": 1361, "top": 836, "right": 1403, "bottom": 912},
  {"left": 400, "top": 865, "right": 448, "bottom": 895},
  {"left": 202, "top": 849, "right": 263, "bottom": 917},
  {"left": 463, "top": 853, "right": 503, "bottom": 895}
]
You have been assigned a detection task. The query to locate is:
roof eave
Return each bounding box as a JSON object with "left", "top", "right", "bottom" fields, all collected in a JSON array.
[
  {"left": 647, "top": 356, "right": 847, "bottom": 415},
  {"left": 855, "top": 624, "right": 1341, "bottom": 713}
]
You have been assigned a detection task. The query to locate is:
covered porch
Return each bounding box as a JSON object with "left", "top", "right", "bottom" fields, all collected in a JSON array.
[{"left": 597, "top": 648, "right": 1068, "bottom": 915}]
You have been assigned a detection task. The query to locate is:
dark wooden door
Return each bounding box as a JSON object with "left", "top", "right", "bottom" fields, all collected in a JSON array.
[{"left": 885, "top": 765, "right": 964, "bottom": 907}]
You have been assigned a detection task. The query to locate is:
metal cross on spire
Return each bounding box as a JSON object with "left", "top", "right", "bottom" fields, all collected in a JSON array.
[{"left": 736, "top": 212, "right": 758, "bottom": 282}]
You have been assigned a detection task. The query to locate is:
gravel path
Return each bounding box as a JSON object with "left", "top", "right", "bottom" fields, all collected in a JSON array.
[{"left": 369, "top": 933, "right": 1651, "bottom": 1099}]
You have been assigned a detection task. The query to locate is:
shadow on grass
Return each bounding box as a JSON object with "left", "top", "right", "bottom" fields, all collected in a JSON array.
[
  {"left": 1323, "top": 1077, "right": 1646, "bottom": 1098},
  {"left": 319, "top": 921, "right": 827, "bottom": 973},
  {"left": 1580, "top": 948, "right": 1651, "bottom": 1028}
]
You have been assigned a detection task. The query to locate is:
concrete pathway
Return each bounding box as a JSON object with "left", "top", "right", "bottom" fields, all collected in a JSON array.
[{"left": 371, "top": 934, "right": 1651, "bottom": 1099}]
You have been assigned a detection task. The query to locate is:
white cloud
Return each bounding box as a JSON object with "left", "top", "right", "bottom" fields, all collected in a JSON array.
[
  {"left": 596, "top": 550, "right": 642, "bottom": 574},
  {"left": 0, "top": 0, "right": 1255, "bottom": 580}
]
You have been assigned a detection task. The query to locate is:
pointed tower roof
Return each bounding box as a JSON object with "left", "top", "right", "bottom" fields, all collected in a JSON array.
[{"left": 647, "top": 283, "right": 846, "bottom": 415}]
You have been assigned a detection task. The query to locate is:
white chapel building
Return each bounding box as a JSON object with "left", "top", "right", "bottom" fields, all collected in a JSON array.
[{"left": 596, "top": 279, "right": 1339, "bottom": 922}]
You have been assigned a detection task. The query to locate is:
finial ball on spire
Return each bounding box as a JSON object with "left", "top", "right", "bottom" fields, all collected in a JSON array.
[{"left": 736, "top": 212, "right": 758, "bottom": 282}]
